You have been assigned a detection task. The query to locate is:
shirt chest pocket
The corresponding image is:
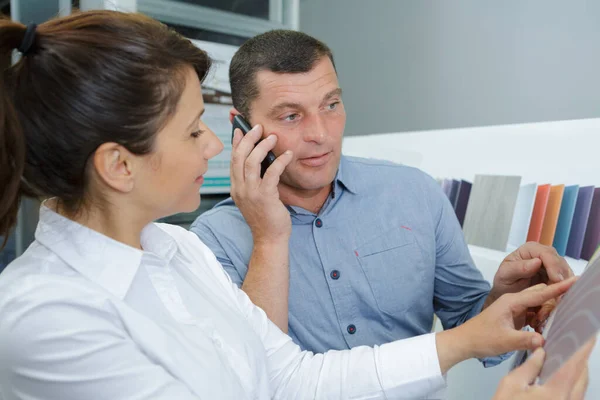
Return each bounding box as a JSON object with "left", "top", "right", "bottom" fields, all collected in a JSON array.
[{"left": 355, "top": 226, "right": 426, "bottom": 316}]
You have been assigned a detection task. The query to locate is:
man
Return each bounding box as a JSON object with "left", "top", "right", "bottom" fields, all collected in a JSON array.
[{"left": 190, "top": 30, "right": 572, "bottom": 366}]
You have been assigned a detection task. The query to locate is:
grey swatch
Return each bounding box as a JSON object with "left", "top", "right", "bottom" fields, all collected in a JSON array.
[{"left": 462, "top": 175, "right": 522, "bottom": 251}]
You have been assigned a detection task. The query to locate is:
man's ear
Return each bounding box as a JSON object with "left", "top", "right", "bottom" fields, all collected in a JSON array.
[
  {"left": 229, "top": 107, "right": 242, "bottom": 124},
  {"left": 92, "top": 142, "right": 136, "bottom": 193}
]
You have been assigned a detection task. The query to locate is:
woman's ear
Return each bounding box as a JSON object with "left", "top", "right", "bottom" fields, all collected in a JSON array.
[{"left": 92, "top": 143, "right": 136, "bottom": 193}]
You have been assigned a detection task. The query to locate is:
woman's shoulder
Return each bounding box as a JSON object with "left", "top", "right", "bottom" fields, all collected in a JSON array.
[{"left": 154, "top": 222, "right": 236, "bottom": 291}]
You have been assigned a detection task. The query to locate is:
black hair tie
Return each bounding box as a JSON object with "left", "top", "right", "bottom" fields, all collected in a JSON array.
[{"left": 18, "top": 23, "right": 37, "bottom": 55}]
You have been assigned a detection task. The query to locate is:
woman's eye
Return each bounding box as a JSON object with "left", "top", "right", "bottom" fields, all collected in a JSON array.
[{"left": 191, "top": 130, "right": 204, "bottom": 138}]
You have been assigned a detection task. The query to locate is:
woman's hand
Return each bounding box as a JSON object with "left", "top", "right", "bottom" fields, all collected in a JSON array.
[{"left": 493, "top": 337, "right": 596, "bottom": 400}]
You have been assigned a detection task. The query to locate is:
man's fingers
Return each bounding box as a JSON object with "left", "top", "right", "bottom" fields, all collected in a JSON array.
[
  {"left": 231, "top": 125, "right": 263, "bottom": 185},
  {"left": 537, "top": 245, "right": 574, "bottom": 282},
  {"left": 498, "top": 258, "right": 543, "bottom": 284},
  {"left": 261, "top": 150, "right": 293, "bottom": 188},
  {"left": 513, "top": 242, "right": 574, "bottom": 282},
  {"left": 233, "top": 124, "right": 262, "bottom": 153},
  {"left": 230, "top": 129, "right": 245, "bottom": 185},
  {"left": 244, "top": 134, "right": 278, "bottom": 181},
  {"left": 232, "top": 128, "right": 242, "bottom": 148}
]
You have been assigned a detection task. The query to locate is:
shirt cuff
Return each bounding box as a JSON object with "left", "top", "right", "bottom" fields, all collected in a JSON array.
[
  {"left": 479, "top": 351, "right": 515, "bottom": 368},
  {"left": 466, "top": 291, "right": 490, "bottom": 323},
  {"left": 378, "top": 332, "right": 446, "bottom": 398}
]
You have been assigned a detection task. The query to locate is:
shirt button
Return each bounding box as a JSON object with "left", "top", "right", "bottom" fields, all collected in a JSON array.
[
  {"left": 330, "top": 270, "right": 340, "bottom": 280},
  {"left": 347, "top": 324, "right": 356, "bottom": 334},
  {"left": 315, "top": 218, "right": 323, "bottom": 228}
]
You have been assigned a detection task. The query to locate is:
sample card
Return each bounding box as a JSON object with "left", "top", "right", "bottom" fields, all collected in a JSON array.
[
  {"left": 538, "top": 254, "right": 600, "bottom": 383},
  {"left": 553, "top": 185, "right": 580, "bottom": 257},
  {"left": 463, "top": 175, "right": 522, "bottom": 251},
  {"left": 566, "top": 186, "right": 595, "bottom": 259},
  {"left": 508, "top": 183, "right": 538, "bottom": 249}
]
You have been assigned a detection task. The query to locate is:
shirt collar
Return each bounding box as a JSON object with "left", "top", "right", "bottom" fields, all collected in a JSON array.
[
  {"left": 334, "top": 155, "right": 358, "bottom": 196},
  {"left": 35, "top": 203, "right": 177, "bottom": 300},
  {"left": 285, "top": 156, "right": 358, "bottom": 217}
]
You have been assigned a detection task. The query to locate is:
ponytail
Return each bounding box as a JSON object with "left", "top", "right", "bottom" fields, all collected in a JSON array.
[{"left": 0, "top": 19, "right": 28, "bottom": 247}]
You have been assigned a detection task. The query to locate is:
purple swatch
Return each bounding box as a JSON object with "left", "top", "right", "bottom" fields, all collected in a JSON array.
[
  {"left": 453, "top": 180, "right": 472, "bottom": 227},
  {"left": 581, "top": 188, "right": 600, "bottom": 260},
  {"left": 566, "top": 186, "right": 595, "bottom": 259}
]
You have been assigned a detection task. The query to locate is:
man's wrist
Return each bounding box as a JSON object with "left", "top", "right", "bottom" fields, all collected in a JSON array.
[{"left": 252, "top": 234, "right": 290, "bottom": 250}]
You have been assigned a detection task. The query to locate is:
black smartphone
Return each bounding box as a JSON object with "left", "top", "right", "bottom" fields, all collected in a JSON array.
[{"left": 232, "top": 114, "right": 277, "bottom": 178}]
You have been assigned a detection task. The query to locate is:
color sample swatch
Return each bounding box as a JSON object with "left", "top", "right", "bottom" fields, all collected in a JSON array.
[
  {"left": 527, "top": 184, "right": 551, "bottom": 243},
  {"left": 552, "top": 185, "right": 579, "bottom": 256},
  {"left": 581, "top": 188, "right": 600, "bottom": 261},
  {"left": 539, "top": 185, "right": 565, "bottom": 246},
  {"left": 508, "top": 183, "right": 539, "bottom": 249},
  {"left": 463, "top": 175, "right": 522, "bottom": 251},
  {"left": 453, "top": 180, "right": 472, "bottom": 227},
  {"left": 566, "top": 186, "right": 595, "bottom": 260}
]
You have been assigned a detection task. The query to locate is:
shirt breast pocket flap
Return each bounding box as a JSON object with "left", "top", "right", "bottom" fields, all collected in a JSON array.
[{"left": 355, "top": 226, "right": 425, "bottom": 315}]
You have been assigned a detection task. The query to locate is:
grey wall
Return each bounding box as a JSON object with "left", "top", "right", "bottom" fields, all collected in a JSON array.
[
  {"left": 9, "top": 0, "right": 66, "bottom": 22},
  {"left": 300, "top": 0, "right": 600, "bottom": 136}
]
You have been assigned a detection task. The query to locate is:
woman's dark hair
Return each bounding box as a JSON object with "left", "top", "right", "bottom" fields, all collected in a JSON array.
[{"left": 0, "top": 10, "right": 211, "bottom": 246}]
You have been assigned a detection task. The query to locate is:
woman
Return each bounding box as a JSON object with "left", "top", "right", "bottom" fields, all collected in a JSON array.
[{"left": 0, "top": 10, "right": 592, "bottom": 399}]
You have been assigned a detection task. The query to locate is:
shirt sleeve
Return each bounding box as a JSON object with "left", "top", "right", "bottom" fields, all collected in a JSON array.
[
  {"left": 224, "top": 270, "right": 446, "bottom": 399},
  {"left": 0, "top": 278, "right": 201, "bottom": 400},
  {"left": 420, "top": 173, "right": 491, "bottom": 328},
  {"left": 421, "top": 174, "right": 509, "bottom": 367}
]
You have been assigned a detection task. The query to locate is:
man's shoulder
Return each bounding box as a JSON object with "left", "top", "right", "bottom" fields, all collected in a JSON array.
[
  {"left": 342, "top": 156, "right": 436, "bottom": 189},
  {"left": 190, "top": 197, "right": 249, "bottom": 234},
  {"left": 196, "top": 197, "right": 241, "bottom": 219}
]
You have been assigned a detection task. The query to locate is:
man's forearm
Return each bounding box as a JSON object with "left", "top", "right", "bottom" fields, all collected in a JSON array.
[{"left": 241, "top": 238, "right": 290, "bottom": 332}]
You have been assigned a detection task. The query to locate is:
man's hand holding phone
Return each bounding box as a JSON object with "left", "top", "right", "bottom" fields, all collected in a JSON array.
[{"left": 230, "top": 122, "right": 293, "bottom": 244}]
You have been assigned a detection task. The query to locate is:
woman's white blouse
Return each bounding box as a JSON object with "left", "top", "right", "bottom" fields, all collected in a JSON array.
[{"left": 0, "top": 206, "right": 444, "bottom": 399}]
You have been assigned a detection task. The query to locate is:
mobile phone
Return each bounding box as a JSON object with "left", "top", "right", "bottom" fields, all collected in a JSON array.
[{"left": 232, "top": 115, "right": 277, "bottom": 178}]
